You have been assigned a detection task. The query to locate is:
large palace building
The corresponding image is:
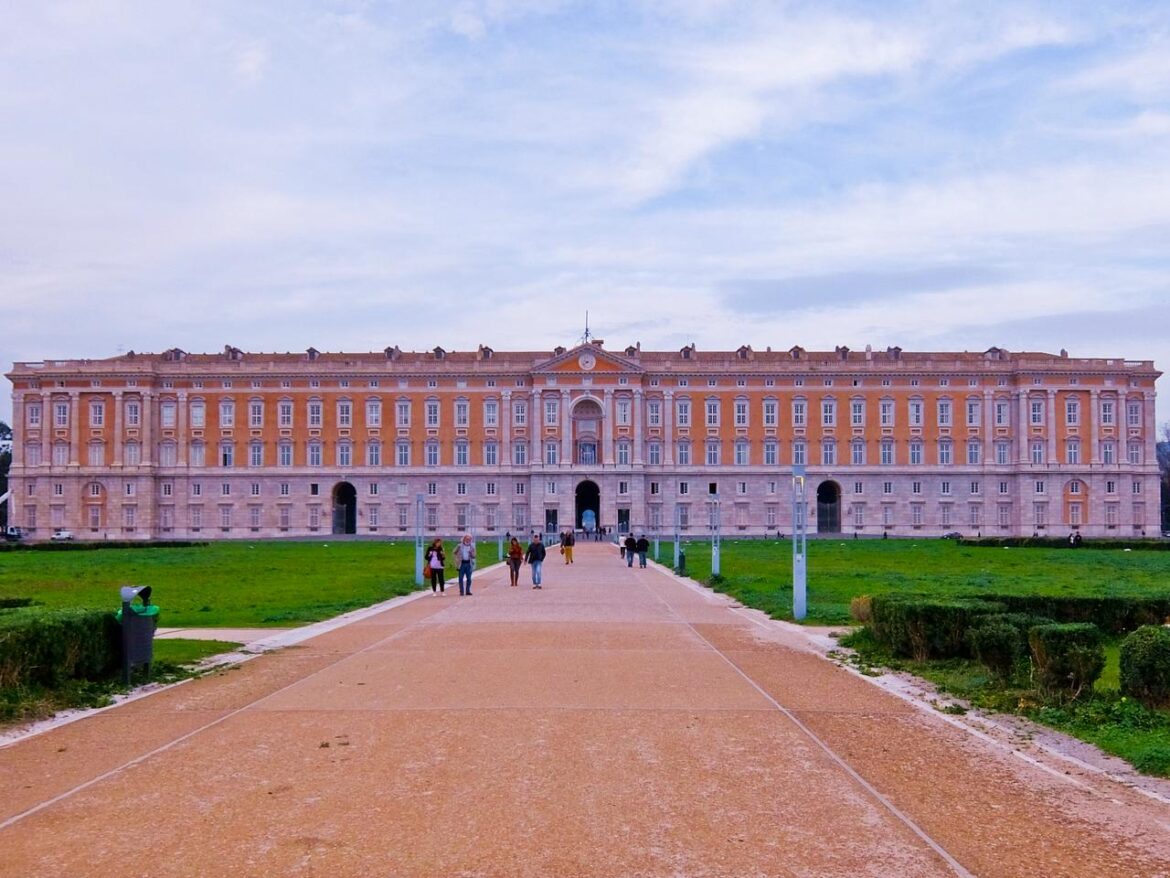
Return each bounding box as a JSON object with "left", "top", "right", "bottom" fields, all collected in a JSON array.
[{"left": 3, "top": 342, "right": 1162, "bottom": 541}]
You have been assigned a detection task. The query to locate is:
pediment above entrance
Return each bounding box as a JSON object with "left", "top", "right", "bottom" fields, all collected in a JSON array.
[{"left": 532, "top": 344, "right": 644, "bottom": 376}]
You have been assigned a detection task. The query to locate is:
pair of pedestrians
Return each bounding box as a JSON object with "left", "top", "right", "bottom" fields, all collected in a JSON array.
[
  {"left": 623, "top": 534, "right": 650, "bottom": 568},
  {"left": 424, "top": 534, "right": 478, "bottom": 595},
  {"left": 505, "top": 533, "right": 548, "bottom": 588}
]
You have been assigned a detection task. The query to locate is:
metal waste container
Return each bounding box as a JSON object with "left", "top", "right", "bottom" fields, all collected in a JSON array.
[{"left": 117, "top": 586, "right": 159, "bottom": 684}]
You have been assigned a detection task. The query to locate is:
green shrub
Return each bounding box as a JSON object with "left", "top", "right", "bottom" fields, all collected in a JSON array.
[
  {"left": 0, "top": 608, "right": 121, "bottom": 689},
  {"left": 968, "top": 621, "right": 1023, "bottom": 680},
  {"left": 1120, "top": 626, "right": 1170, "bottom": 709},
  {"left": 1028, "top": 623, "right": 1105, "bottom": 699},
  {"left": 0, "top": 597, "right": 36, "bottom": 609},
  {"left": 977, "top": 595, "right": 1170, "bottom": 636},
  {"left": 870, "top": 595, "right": 1004, "bottom": 660}
]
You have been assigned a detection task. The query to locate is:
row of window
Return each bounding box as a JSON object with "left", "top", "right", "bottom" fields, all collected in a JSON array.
[
  {"left": 25, "top": 395, "right": 1149, "bottom": 432},
  {"left": 22, "top": 434, "right": 1149, "bottom": 470},
  {"left": 24, "top": 498, "right": 1148, "bottom": 535}
]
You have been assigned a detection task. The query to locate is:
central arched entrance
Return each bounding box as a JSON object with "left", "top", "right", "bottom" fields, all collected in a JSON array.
[
  {"left": 816, "top": 481, "right": 841, "bottom": 534},
  {"left": 575, "top": 480, "right": 600, "bottom": 532},
  {"left": 332, "top": 482, "right": 357, "bottom": 535}
]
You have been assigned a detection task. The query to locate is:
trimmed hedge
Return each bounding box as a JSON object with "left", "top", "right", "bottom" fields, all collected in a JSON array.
[
  {"left": 1028, "top": 623, "right": 1105, "bottom": 699},
  {"left": 967, "top": 621, "right": 1024, "bottom": 680},
  {"left": 958, "top": 537, "right": 1170, "bottom": 551},
  {"left": 976, "top": 595, "right": 1170, "bottom": 636},
  {"left": 0, "top": 597, "right": 36, "bottom": 610},
  {"left": 0, "top": 608, "right": 121, "bottom": 689},
  {"left": 870, "top": 595, "right": 1004, "bottom": 660},
  {"left": 1120, "top": 626, "right": 1170, "bottom": 709},
  {"left": 0, "top": 540, "right": 208, "bottom": 553}
]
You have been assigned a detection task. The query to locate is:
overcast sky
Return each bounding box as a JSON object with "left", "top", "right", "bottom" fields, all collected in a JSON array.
[{"left": 3, "top": 1, "right": 1168, "bottom": 428}]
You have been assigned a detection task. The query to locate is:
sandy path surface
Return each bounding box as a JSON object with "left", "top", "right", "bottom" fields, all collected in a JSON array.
[{"left": 2, "top": 544, "right": 1169, "bottom": 877}]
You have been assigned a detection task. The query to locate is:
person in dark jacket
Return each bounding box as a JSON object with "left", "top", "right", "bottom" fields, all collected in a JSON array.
[
  {"left": 424, "top": 538, "right": 445, "bottom": 593},
  {"left": 635, "top": 534, "right": 650, "bottom": 568},
  {"left": 624, "top": 534, "right": 637, "bottom": 567},
  {"left": 525, "top": 533, "right": 547, "bottom": 588}
]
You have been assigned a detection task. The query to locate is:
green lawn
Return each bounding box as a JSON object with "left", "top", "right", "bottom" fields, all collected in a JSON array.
[
  {"left": 665, "top": 538, "right": 1170, "bottom": 624},
  {"left": 0, "top": 540, "right": 502, "bottom": 628}
]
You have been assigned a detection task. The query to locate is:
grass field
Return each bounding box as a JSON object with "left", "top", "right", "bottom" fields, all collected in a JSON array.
[
  {"left": 0, "top": 540, "right": 502, "bottom": 627},
  {"left": 667, "top": 537, "right": 1170, "bottom": 624}
]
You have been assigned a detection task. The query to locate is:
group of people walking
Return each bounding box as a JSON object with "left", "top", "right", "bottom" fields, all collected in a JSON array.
[
  {"left": 424, "top": 528, "right": 655, "bottom": 596},
  {"left": 620, "top": 534, "right": 651, "bottom": 568}
]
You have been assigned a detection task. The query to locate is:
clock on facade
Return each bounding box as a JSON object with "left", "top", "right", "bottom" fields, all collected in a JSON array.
[{"left": 578, "top": 352, "right": 596, "bottom": 370}]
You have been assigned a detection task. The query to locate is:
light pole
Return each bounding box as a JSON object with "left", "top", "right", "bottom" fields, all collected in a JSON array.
[
  {"left": 673, "top": 502, "right": 681, "bottom": 570},
  {"left": 792, "top": 466, "right": 807, "bottom": 620},
  {"left": 653, "top": 514, "right": 659, "bottom": 561},
  {"left": 414, "top": 492, "right": 425, "bottom": 587},
  {"left": 710, "top": 492, "right": 721, "bottom": 577}
]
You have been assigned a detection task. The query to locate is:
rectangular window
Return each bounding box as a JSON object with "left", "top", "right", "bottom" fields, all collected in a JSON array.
[
  {"left": 792, "top": 401, "right": 806, "bottom": 427},
  {"left": 309, "top": 443, "right": 322, "bottom": 467},
  {"left": 27, "top": 402, "right": 42, "bottom": 427},
  {"left": 679, "top": 482, "right": 689, "bottom": 495},
  {"left": 1102, "top": 442, "right": 1115, "bottom": 465},
  {"left": 484, "top": 442, "right": 498, "bottom": 466},
  {"left": 938, "top": 443, "right": 952, "bottom": 466},
  {"left": 249, "top": 401, "right": 263, "bottom": 428},
  {"left": 647, "top": 401, "right": 661, "bottom": 427},
  {"left": 513, "top": 401, "right": 527, "bottom": 427},
  {"left": 912, "top": 505, "right": 924, "bottom": 526},
  {"left": 967, "top": 442, "right": 981, "bottom": 465},
  {"left": 278, "top": 444, "right": 292, "bottom": 466},
  {"left": 705, "top": 443, "right": 720, "bottom": 466},
  {"left": 1031, "top": 401, "right": 1044, "bottom": 425},
  {"left": 909, "top": 400, "right": 923, "bottom": 427},
  {"left": 1065, "top": 399, "right": 1079, "bottom": 426},
  {"left": 735, "top": 400, "right": 748, "bottom": 427},
  {"left": 937, "top": 400, "right": 952, "bottom": 427},
  {"left": 250, "top": 482, "right": 261, "bottom": 497},
  {"left": 851, "top": 400, "right": 864, "bottom": 427},
  {"left": 1100, "top": 400, "right": 1115, "bottom": 426},
  {"left": 456, "top": 443, "right": 470, "bottom": 466},
  {"left": 280, "top": 482, "right": 290, "bottom": 496},
  {"left": 648, "top": 442, "right": 662, "bottom": 465},
  {"left": 483, "top": 400, "right": 498, "bottom": 427},
  {"left": 1066, "top": 441, "right": 1080, "bottom": 465},
  {"left": 676, "top": 400, "right": 690, "bottom": 427},
  {"left": 367, "top": 400, "right": 382, "bottom": 427},
  {"left": 218, "top": 401, "right": 233, "bottom": 427},
  {"left": 455, "top": 400, "right": 469, "bottom": 427},
  {"left": 764, "top": 441, "right": 777, "bottom": 466},
  {"left": 397, "top": 401, "right": 411, "bottom": 427},
  {"left": 706, "top": 400, "right": 719, "bottom": 427},
  {"left": 426, "top": 444, "right": 440, "bottom": 466},
  {"left": 617, "top": 400, "right": 630, "bottom": 426},
  {"left": 941, "top": 481, "right": 952, "bottom": 496},
  {"left": 338, "top": 402, "right": 352, "bottom": 428},
  {"left": 89, "top": 401, "right": 104, "bottom": 427},
  {"left": 995, "top": 442, "right": 1009, "bottom": 465},
  {"left": 545, "top": 442, "right": 558, "bottom": 465},
  {"left": 909, "top": 442, "right": 923, "bottom": 465},
  {"left": 397, "top": 443, "right": 410, "bottom": 466},
  {"left": 309, "top": 401, "right": 322, "bottom": 427},
  {"left": 677, "top": 443, "right": 691, "bottom": 465},
  {"left": 368, "top": 443, "right": 382, "bottom": 467},
  {"left": 513, "top": 443, "right": 528, "bottom": 465},
  {"left": 821, "top": 441, "right": 836, "bottom": 466},
  {"left": 967, "top": 400, "right": 981, "bottom": 427},
  {"left": 882, "top": 481, "right": 893, "bottom": 495},
  {"left": 792, "top": 442, "right": 806, "bottom": 466},
  {"left": 821, "top": 399, "right": 835, "bottom": 427},
  {"left": 851, "top": 443, "right": 865, "bottom": 466},
  {"left": 426, "top": 401, "right": 440, "bottom": 428},
  {"left": 1031, "top": 441, "right": 1044, "bottom": 465},
  {"left": 880, "top": 442, "right": 893, "bottom": 466},
  {"left": 126, "top": 401, "right": 141, "bottom": 427},
  {"left": 995, "top": 400, "right": 1009, "bottom": 426},
  {"left": 880, "top": 400, "right": 894, "bottom": 427},
  {"left": 278, "top": 401, "right": 293, "bottom": 427},
  {"left": 249, "top": 444, "right": 263, "bottom": 467},
  {"left": 735, "top": 443, "right": 748, "bottom": 466},
  {"left": 763, "top": 400, "right": 777, "bottom": 427}
]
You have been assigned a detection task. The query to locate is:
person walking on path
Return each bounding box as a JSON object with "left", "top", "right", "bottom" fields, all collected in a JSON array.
[
  {"left": 624, "top": 534, "right": 637, "bottom": 568},
  {"left": 563, "top": 529, "right": 575, "bottom": 564},
  {"left": 424, "top": 538, "right": 446, "bottom": 594},
  {"left": 525, "top": 533, "right": 547, "bottom": 588},
  {"left": 507, "top": 536, "right": 523, "bottom": 586},
  {"left": 635, "top": 534, "right": 649, "bottom": 568},
  {"left": 454, "top": 533, "right": 477, "bottom": 595}
]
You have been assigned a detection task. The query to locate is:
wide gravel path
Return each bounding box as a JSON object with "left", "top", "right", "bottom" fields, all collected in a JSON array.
[{"left": 2, "top": 543, "right": 1169, "bottom": 877}]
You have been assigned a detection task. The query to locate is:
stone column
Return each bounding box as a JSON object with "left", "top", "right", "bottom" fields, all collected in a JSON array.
[
  {"left": 501, "top": 391, "right": 512, "bottom": 466},
  {"left": 561, "top": 389, "right": 572, "bottom": 465},
  {"left": 1017, "top": 392, "right": 1029, "bottom": 465},
  {"left": 1046, "top": 390, "right": 1057, "bottom": 464},
  {"left": 603, "top": 390, "right": 615, "bottom": 465},
  {"left": 141, "top": 390, "right": 153, "bottom": 466},
  {"left": 633, "top": 389, "right": 644, "bottom": 465},
  {"left": 69, "top": 392, "right": 80, "bottom": 466},
  {"left": 1089, "top": 389, "right": 1099, "bottom": 465},
  {"left": 663, "top": 391, "right": 674, "bottom": 465},
  {"left": 983, "top": 390, "right": 994, "bottom": 465},
  {"left": 113, "top": 391, "right": 124, "bottom": 467},
  {"left": 40, "top": 391, "right": 51, "bottom": 467},
  {"left": 11, "top": 392, "right": 24, "bottom": 468},
  {"left": 178, "top": 391, "right": 188, "bottom": 466}
]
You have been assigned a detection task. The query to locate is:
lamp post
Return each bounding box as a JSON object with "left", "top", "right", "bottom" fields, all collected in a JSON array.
[
  {"left": 673, "top": 502, "right": 681, "bottom": 571},
  {"left": 653, "top": 515, "right": 660, "bottom": 561},
  {"left": 414, "top": 492, "right": 425, "bottom": 587},
  {"left": 710, "top": 491, "right": 721, "bottom": 577},
  {"left": 792, "top": 466, "right": 807, "bottom": 620}
]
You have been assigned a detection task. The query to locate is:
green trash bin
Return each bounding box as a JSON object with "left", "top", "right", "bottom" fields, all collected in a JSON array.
[{"left": 117, "top": 586, "right": 159, "bottom": 684}]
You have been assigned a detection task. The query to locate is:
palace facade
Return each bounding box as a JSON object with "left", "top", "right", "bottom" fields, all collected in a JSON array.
[{"left": 4, "top": 342, "right": 1162, "bottom": 541}]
